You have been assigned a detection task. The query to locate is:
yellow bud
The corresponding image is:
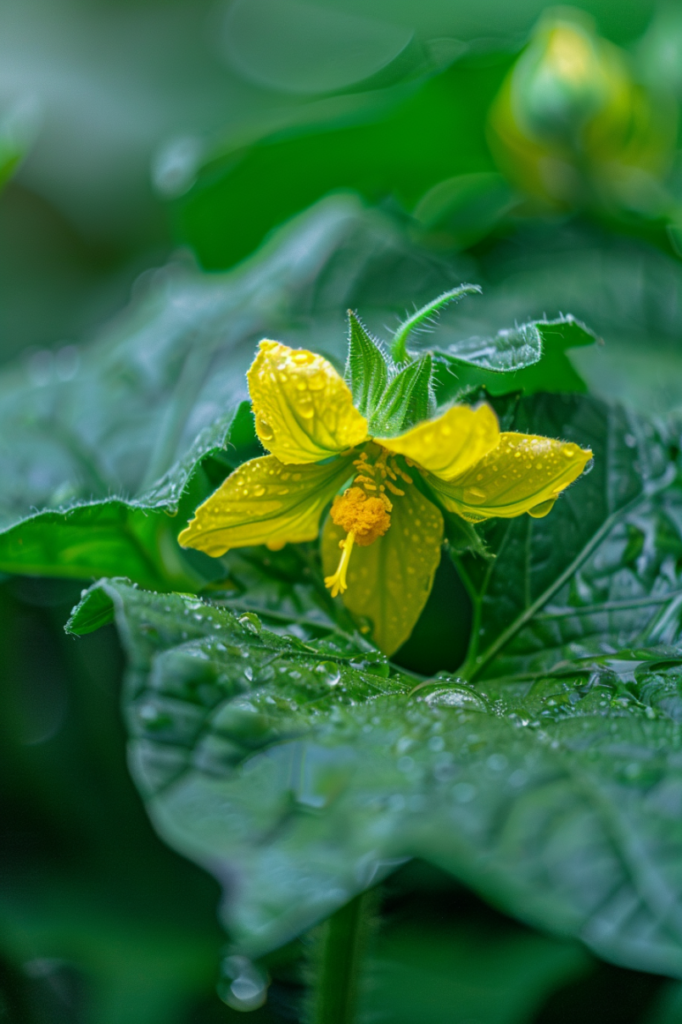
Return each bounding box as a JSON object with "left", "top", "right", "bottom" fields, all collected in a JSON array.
[{"left": 488, "top": 10, "right": 677, "bottom": 211}]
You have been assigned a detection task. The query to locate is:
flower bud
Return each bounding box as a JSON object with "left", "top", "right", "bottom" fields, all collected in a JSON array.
[{"left": 488, "top": 9, "right": 677, "bottom": 211}]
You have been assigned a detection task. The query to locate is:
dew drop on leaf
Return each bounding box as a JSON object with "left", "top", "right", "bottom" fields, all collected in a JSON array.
[
  {"left": 315, "top": 661, "right": 341, "bottom": 686},
  {"left": 238, "top": 612, "right": 262, "bottom": 634}
]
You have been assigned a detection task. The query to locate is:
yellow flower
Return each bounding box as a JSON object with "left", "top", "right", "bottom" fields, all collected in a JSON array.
[{"left": 179, "top": 339, "right": 592, "bottom": 655}]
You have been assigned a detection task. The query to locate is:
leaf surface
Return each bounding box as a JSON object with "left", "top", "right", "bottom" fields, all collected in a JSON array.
[
  {"left": 432, "top": 317, "right": 596, "bottom": 402},
  {"left": 67, "top": 573, "right": 682, "bottom": 976}
]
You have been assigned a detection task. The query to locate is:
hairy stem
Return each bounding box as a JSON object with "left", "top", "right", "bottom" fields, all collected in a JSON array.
[
  {"left": 309, "top": 892, "right": 374, "bottom": 1024},
  {"left": 390, "top": 284, "right": 481, "bottom": 364}
]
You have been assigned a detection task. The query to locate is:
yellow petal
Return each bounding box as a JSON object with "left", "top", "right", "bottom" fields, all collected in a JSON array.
[
  {"left": 179, "top": 454, "right": 354, "bottom": 557},
  {"left": 247, "top": 340, "right": 368, "bottom": 464},
  {"left": 376, "top": 403, "right": 499, "bottom": 480},
  {"left": 321, "top": 484, "right": 443, "bottom": 656},
  {"left": 424, "top": 432, "right": 592, "bottom": 522}
]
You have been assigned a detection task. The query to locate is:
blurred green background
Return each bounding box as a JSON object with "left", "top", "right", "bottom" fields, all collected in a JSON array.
[{"left": 6, "top": 0, "right": 682, "bottom": 1020}]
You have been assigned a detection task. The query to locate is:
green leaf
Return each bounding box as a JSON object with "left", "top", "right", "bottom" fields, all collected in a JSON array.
[
  {"left": 219, "top": 0, "right": 445, "bottom": 98},
  {"left": 174, "top": 58, "right": 509, "bottom": 269},
  {"left": 69, "top": 573, "right": 682, "bottom": 977},
  {"left": 369, "top": 353, "right": 435, "bottom": 436},
  {"left": 211, "top": 542, "right": 383, "bottom": 651},
  {"left": 365, "top": 911, "right": 588, "bottom": 1024},
  {"left": 432, "top": 316, "right": 596, "bottom": 402},
  {"left": 0, "top": 408, "right": 248, "bottom": 590},
  {"left": 344, "top": 311, "right": 388, "bottom": 418},
  {"left": 0, "top": 98, "right": 37, "bottom": 191}
]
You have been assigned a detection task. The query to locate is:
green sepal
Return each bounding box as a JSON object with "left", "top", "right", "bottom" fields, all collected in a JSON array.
[
  {"left": 344, "top": 311, "right": 389, "bottom": 418},
  {"left": 368, "top": 352, "right": 435, "bottom": 436}
]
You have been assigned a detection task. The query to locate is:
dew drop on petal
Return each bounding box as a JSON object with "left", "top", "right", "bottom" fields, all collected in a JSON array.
[{"left": 257, "top": 417, "right": 274, "bottom": 442}]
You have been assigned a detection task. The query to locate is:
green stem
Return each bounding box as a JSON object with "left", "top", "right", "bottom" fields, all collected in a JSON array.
[
  {"left": 390, "top": 284, "right": 481, "bottom": 363},
  {"left": 310, "top": 892, "right": 374, "bottom": 1024}
]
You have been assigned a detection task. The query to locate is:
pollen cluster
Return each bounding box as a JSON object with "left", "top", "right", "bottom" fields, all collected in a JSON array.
[{"left": 330, "top": 486, "right": 392, "bottom": 547}]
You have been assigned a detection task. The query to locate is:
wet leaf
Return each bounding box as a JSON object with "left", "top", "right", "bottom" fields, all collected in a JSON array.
[
  {"left": 69, "top": 535, "right": 682, "bottom": 981},
  {"left": 432, "top": 316, "right": 596, "bottom": 402}
]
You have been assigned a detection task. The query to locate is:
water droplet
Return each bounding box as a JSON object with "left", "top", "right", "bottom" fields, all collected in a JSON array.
[
  {"left": 238, "top": 612, "right": 262, "bottom": 635},
  {"left": 218, "top": 955, "right": 268, "bottom": 1012},
  {"left": 139, "top": 703, "right": 160, "bottom": 723},
  {"left": 315, "top": 662, "right": 341, "bottom": 686},
  {"left": 423, "top": 687, "right": 487, "bottom": 711},
  {"left": 257, "top": 417, "right": 274, "bottom": 442}
]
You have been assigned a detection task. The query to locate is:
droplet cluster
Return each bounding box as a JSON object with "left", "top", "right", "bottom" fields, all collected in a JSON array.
[
  {"left": 432, "top": 431, "right": 592, "bottom": 519},
  {"left": 247, "top": 340, "right": 367, "bottom": 462},
  {"left": 179, "top": 453, "right": 353, "bottom": 556}
]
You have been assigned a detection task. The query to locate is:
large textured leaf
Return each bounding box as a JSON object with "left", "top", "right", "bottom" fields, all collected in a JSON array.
[
  {"left": 0, "top": 407, "right": 251, "bottom": 590},
  {"left": 67, "top": 575, "right": 682, "bottom": 978}
]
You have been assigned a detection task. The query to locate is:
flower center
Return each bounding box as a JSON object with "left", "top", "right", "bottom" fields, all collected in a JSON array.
[
  {"left": 330, "top": 486, "right": 392, "bottom": 546},
  {"left": 324, "top": 448, "right": 412, "bottom": 597}
]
